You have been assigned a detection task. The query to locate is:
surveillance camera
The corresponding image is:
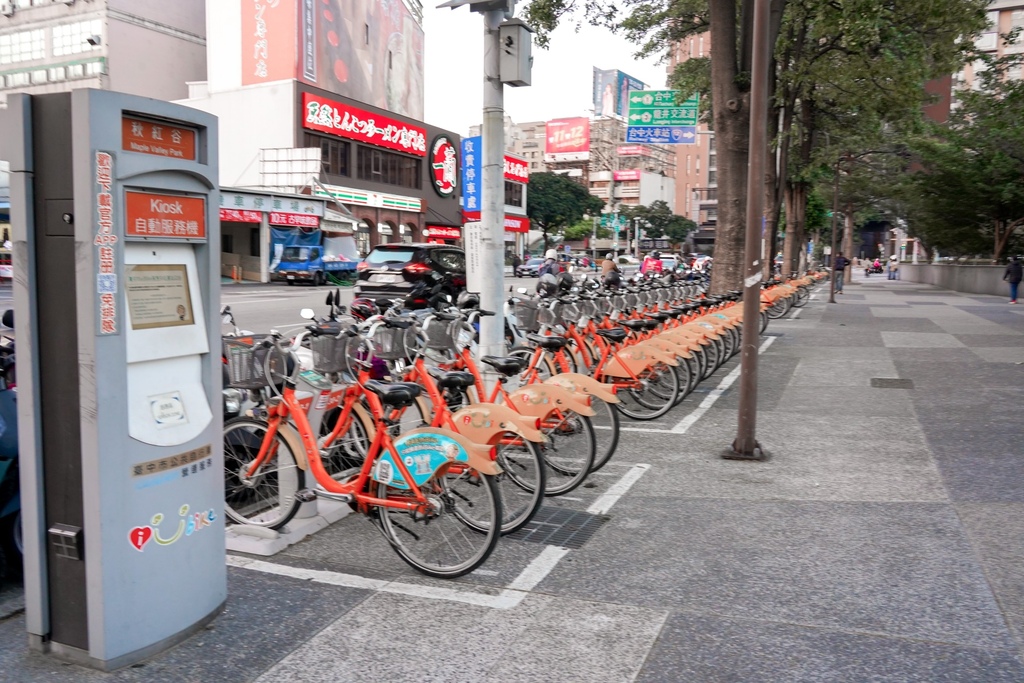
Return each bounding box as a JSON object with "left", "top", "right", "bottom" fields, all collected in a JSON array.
[{"left": 86, "top": 35, "right": 101, "bottom": 46}]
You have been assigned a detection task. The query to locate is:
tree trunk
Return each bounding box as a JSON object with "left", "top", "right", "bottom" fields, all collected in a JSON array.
[
  {"left": 708, "top": 0, "right": 749, "bottom": 295},
  {"left": 843, "top": 204, "right": 855, "bottom": 283},
  {"left": 781, "top": 182, "right": 806, "bottom": 279}
]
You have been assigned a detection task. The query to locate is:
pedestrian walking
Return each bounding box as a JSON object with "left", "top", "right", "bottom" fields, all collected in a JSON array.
[
  {"left": 1004, "top": 255, "right": 1022, "bottom": 304},
  {"left": 511, "top": 253, "right": 522, "bottom": 277},
  {"left": 833, "top": 252, "right": 849, "bottom": 294}
]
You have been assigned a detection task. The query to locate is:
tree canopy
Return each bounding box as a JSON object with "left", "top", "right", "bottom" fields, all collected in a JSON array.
[{"left": 526, "top": 172, "right": 605, "bottom": 250}]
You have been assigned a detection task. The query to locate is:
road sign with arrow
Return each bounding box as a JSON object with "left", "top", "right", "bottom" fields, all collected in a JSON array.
[{"left": 626, "top": 90, "right": 700, "bottom": 144}]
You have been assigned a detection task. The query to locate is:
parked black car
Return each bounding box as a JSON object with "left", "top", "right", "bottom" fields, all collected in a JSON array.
[{"left": 355, "top": 243, "right": 467, "bottom": 306}]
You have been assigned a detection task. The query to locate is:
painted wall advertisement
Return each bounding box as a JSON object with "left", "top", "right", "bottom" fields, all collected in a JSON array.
[
  {"left": 545, "top": 118, "right": 590, "bottom": 161},
  {"left": 593, "top": 68, "right": 646, "bottom": 118},
  {"left": 242, "top": 1, "right": 424, "bottom": 119}
]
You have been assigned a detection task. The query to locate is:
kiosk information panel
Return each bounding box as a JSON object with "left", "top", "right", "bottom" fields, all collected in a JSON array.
[{"left": 0, "top": 90, "right": 224, "bottom": 671}]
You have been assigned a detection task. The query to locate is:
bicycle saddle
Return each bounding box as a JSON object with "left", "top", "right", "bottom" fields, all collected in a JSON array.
[
  {"left": 619, "top": 320, "right": 648, "bottom": 331},
  {"left": 595, "top": 328, "right": 627, "bottom": 343},
  {"left": 644, "top": 312, "right": 670, "bottom": 322},
  {"left": 363, "top": 380, "right": 422, "bottom": 407},
  {"left": 526, "top": 334, "right": 569, "bottom": 350},
  {"left": 426, "top": 366, "right": 476, "bottom": 390},
  {"left": 480, "top": 355, "right": 527, "bottom": 376}
]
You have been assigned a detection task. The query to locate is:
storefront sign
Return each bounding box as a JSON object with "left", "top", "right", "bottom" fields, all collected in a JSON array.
[
  {"left": 617, "top": 145, "right": 645, "bottom": 156},
  {"left": 122, "top": 116, "right": 197, "bottom": 161},
  {"left": 424, "top": 225, "right": 461, "bottom": 239},
  {"left": 219, "top": 208, "right": 262, "bottom": 223},
  {"left": 302, "top": 92, "right": 427, "bottom": 156},
  {"left": 125, "top": 264, "right": 194, "bottom": 330},
  {"left": 504, "top": 155, "right": 529, "bottom": 182},
  {"left": 95, "top": 151, "right": 118, "bottom": 336},
  {"left": 461, "top": 212, "right": 530, "bottom": 233},
  {"left": 125, "top": 191, "right": 206, "bottom": 239},
  {"left": 314, "top": 184, "right": 422, "bottom": 211},
  {"left": 613, "top": 169, "right": 642, "bottom": 181},
  {"left": 269, "top": 212, "right": 319, "bottom": 228},
  {"left": 242, "top": 0, "right": 296, "bottom": 85},
  {"left": 220, "top": 192, "right": 324, "bottom": 216},
  {"left": 430, "top": 135, "right": 458, "bottom": 197},
  {"left": 462, "top": 136, "right": 481, "bottom": 213}
]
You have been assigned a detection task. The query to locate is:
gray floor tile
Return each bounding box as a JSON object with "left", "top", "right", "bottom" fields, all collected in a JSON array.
[
  {"left": 881, "top": 331, "right": 967, "bottom": 348},
  {"left": 636, "top": 612, "right": 1024, "bottom": 683},
  {"left": 957, "top": 503, "right": 1024, "bottom": 647},
  {"left": 537, "top": 499, "right": 1015, "bottom": 650}
]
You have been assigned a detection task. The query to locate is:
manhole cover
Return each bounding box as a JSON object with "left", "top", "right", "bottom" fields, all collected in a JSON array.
[
  {"left": 506, "top": 507, "right": 608, "bottom": 549},
  {"left": 871, "top": 378, "right": 914, "bottom": 389}
]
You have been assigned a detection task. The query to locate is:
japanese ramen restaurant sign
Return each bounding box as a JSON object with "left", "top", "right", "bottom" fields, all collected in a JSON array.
[
  {"left": 122, "top": 115, "right": 197, "bottom": 161},
  {"left": 126, "top": 191, "right": 206, "bottom": 240},
  {"left": 302, "top": 92, "right": 427, "bottom": 157}
]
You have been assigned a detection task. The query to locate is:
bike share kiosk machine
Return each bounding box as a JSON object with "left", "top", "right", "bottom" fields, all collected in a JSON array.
[{"left": 0, "top": 90, "right": 224, "bottom": 670}]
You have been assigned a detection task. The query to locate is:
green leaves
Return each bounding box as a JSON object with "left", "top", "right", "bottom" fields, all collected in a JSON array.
[{"left": 526, "top": 173, "right": 605, "bottom": 241}]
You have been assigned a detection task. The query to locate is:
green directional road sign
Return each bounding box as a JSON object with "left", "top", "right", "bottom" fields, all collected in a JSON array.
[{"left": 627, "top": 91, "right": 699, "bottom": 127}]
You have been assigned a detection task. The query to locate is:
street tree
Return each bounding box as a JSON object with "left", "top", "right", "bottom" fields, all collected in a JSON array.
[
  {"left": 526, "top": 172, "right": 605, "bottom": 251},
  {"left": 621, "top": 201, "right": 696, "bottom": 247}
]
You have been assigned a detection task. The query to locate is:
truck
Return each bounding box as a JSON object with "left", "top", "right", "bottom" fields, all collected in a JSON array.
[{"left": 270, "top": 229, "right": 359, "bottom": 286}]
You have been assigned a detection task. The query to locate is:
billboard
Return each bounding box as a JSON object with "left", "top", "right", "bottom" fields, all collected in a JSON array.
[
  {"left": 545, "top": 118, "right": 590, "bottom": 161},
  {"left": 593, "top": 68, "right": 646, "bottom": 118},
  {"left": 613, "top": 169, "right": 641, "bottom": 181},
  {"left": 241, "top": 1, "right": 425, "bottom": 120}
]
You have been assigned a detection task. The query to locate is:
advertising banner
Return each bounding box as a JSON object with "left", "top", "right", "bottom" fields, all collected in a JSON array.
[
  {"left": 504, "top": 154, "right": 529, "bottom": 182},
  {"left": 302, "top": 92, "right": 427, "bottom": 156},
  {"left": 241, "top": 0, "right": 297, "bottom": 86},
  {"left": 613, "top": 169, "right": 641, "bottom": 181},
  {"left": 617, "top": 145, "right": 645, "bottom": 157},
  {"left": 593, "top": 68, "right": 646, "bottom": 118},
  {"left": 545, "top": 118, "right": 590, "bottom": 161}
]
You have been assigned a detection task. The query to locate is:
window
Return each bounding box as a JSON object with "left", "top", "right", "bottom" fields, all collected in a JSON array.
[
  {"left": 1012, "top": 10, "right": 1024, "bottom": 31},
  {"left": 84, "top": 60, "right": 104, "bottom": 76},
  {"left": 4, "top": 72, "right": 30, "bottom": 87},
  {"left": 67, "top": 63, "right": 84, "bottom": 79},
  {"left": 0, "top": 29, "right": 45, "bottom": 65},
  {"left": 431, "top": 249, "right": 465, "bottom": 273},
  {"left": 708, "top": 170, "right": 716, "bottom": 184},
  {"left": 249, "top": 228, "right": 261, "bottom": 258},
  {"left": 504, "top": 181, "right": 524, "bottom": 208},
  {"left": 356, "top": 145, "right": 421, "bottom": 189},
  {"left": 356, "top": 222, "right": 371, "bottom": 256},
  {"left": 364, "top": 23, "right": 370, "bottom": 45},
  {"left": 305, "top": 133, "right": 350, "bottom": 177},
  {"left": 47, "top": 66, "right": 65, "bottom": 81},
  {"left": 221, "top": 234, "right": 234, "bottom": 254},
  {"left": 30, "top": 69, "right": 46, "bottom": 84},
  {"left": 52, "top": 20, "right": 102, "bottom": 57}
]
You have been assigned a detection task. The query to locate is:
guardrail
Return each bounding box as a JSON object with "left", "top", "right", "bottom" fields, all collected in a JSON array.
[{"left": 899, "top": 263, "right": 1009, "bottom": 297}]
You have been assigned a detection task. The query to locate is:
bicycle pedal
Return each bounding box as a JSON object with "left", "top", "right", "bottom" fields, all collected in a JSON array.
[
  {"left": 295, "top": 489, "right": 318, "bottom": 504},
  {"left": 315, "top": 490, "right": 354, "bottom": 504}
]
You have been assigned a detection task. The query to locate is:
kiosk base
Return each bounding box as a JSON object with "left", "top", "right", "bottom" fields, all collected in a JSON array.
[{"left": 31, "top": 601, "right": 225, "bottom": 672}]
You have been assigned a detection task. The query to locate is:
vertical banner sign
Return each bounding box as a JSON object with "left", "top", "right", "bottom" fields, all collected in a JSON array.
[
  {"left": 95, "top": 152, "right": 118, "bottom": 335},
  {"left": 461, "top": 136, "right": 481, "bottom": 215},
  {"left": 302, "top": 0, "right": 316, "bottom": 82},
  {"left": 242, "top": 0, "right": 297, "bottom": 86},
  {"left": 463, "top": 221, "right": 483, "bottom": 294}
]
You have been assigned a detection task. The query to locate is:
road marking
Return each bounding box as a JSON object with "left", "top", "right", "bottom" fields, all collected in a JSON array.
[
  {"left": 587, "top": 463, "right": 650, "bottom": 515},
  {"left": 670, "top": 336, "right": 777, "bottom": 434},
  {"left": 789, "top": 308, "right": 803, "bottom": 320},
  {"left": 223, "top": 298, "right": 288, "bottom": 305},
  {"left": 230, "top": 463, "right": 650, "bottom": 610}
]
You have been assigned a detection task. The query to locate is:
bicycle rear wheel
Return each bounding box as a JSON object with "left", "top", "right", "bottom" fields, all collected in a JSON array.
[
  {"left": 375, "top": 469, "right": 501, "bottom": 579},
  {"left": 615, "top": 362, "right": 680, "bottom": 420},
  {"left": 589, "top": 398, "right": 621, "bottom": 472},
  {"left": 458, "top": 435, "right": 545, "bottom": 535},
  {"left": 541, "top": 410, "right": 596, "bottom": 496},
  {"left": 223, "top": 417, "right": 304, "bottom": 530}
]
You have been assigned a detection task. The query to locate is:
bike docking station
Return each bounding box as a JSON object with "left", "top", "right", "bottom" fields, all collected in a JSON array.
[{"left": 0, "top": 90, "right": 224, "bottom": 671}]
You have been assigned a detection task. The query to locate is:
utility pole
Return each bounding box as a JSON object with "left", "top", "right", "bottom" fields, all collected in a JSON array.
[
  {"left": 728, "top": 0, "right": 770, "bottom": 461},
  {"left": 478, "top": 8, "right": 505, "bottom": 359}
]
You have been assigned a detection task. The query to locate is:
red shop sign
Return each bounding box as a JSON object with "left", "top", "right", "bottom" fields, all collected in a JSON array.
[
  {"left": 425, "top": 225, "right": 461, "bottom": 239},
  {"left": 220, "top": 208, "right": 262, "bottom": 223},
  {"left": 126, "top": 191, "right": 206, "bottom": 239},
  {"left": 504, "top": 155, "right": 529, "bottom": 182},
  {"left": 302, "top": 92, "right": 427, "bottom": 157},
  {"left": 503, "top": 215, "right": 530, "bottom": 233},
  {"left": 269, "top": 212, "right": 319, "bottom": 228}
]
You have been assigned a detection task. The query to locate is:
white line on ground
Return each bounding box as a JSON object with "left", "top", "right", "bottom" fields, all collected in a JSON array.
[
  {"left": 228, "top": 463, "right": 651, "bottom": 611},
  {"left": 789, "top": 307, "right": 803, "bottom": 320},
  {"left": 587, "top": 463, "right": 650, "bottom": 515},
  {"left": 809, "top": 294, "right": 818, "bottom": 301}
]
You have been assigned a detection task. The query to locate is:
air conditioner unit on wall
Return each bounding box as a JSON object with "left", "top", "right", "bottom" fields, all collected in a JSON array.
[{"left": 0, "top": 4, "right": 15, "bottom": 18}]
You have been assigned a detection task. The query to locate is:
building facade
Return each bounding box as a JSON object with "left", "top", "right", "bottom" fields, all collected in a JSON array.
[
  {"left": 180, "top": 0, "right": 462, "bottom": 279},
  {"left": 0, "top": 0, "right": 206, "bottom": 103}
]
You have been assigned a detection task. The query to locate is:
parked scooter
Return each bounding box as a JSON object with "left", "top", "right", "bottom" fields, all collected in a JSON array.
[{"left": 0, "top": 309, "right": 21, "bottom": 581}]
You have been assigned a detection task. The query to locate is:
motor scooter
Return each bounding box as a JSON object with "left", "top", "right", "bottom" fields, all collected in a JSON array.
[{"left": 0, "top": 309, "right": 21, "bottom": 581}]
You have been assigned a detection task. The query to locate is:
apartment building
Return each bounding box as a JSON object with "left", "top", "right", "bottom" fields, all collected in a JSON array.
[{"left": 0, "top": 0, "right": 206, "bottom": 103}]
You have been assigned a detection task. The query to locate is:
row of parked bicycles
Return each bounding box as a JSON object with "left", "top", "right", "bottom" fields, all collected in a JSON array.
[{"left": 221, "top": 269, "right": 828, "bottom": 578}]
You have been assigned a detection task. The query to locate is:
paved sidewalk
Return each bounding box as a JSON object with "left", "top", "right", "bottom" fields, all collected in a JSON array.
[{"left": 1, "top": 273, "right": 1023, "bottom": 681}]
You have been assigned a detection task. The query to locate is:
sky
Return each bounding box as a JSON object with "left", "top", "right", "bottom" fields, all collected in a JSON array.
[{"left": 422, "top": 8, "right": 669, "bottom": 136}]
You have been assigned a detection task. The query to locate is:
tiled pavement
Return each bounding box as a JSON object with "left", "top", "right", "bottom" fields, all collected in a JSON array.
[{"left": 1, "top": 274, "right": 1022, "bottom": 681}]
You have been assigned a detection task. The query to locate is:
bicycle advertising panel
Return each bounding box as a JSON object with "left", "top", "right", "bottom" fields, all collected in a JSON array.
[{"left": 0, "top": 90, "right": 224, "bottom": 671}]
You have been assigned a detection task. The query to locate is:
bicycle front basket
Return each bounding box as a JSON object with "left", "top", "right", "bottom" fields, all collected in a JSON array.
[
  {"left": 370, "top": 325, "right": 416, "bottom": 361},
  {"left": 513, "top": 301, "right": 541, "bottom": 333},
  {"left": 223, "top": 335, "right": 286, "bottom": 390}
]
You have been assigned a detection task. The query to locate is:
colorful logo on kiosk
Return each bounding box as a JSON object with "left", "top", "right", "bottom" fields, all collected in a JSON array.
[
  {"left": 128, "top": 503, "right": 217, "bottom": 552},
  {"left": 430, "top": 135, "right": 458, "bottom": 198}
]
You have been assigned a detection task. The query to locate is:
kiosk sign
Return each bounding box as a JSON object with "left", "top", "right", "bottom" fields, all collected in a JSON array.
[
  {"left": 95, "top": 151, "right": 119, "bottom": 335},
  {"left": 121, "top": 115, "right": 197, "bottom": 161},
  {"left": 126, "top": 191, "right": 206, "bottom": 239}
]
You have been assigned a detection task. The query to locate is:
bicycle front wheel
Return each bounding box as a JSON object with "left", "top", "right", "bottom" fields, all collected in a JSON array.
[
  {"left": 375, "top": 469, "right": 501, "bottom": 579},
  {"left": 457, "top": 434, "right": 545, "bottom": 535},
  {"left": 223, "top": 417, "right": 304, "bottom": 530},
  {"left": 616, "top": 362, "right": 680, "bottom": 420},
  {"left": 589, "top": 398, "right": 621, "bottom": 472},
  {"left": 541, "top": 410, "right": 596, "bottom": 495}
]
